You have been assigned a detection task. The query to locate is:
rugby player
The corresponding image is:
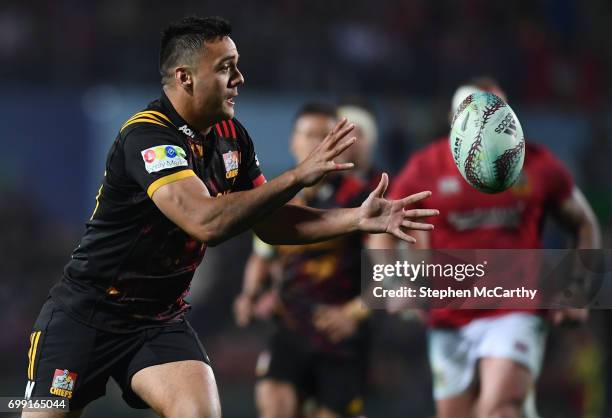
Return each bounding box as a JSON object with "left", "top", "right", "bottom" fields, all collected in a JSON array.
[
  {"left": 370, "top": 78, "right": 601, "bottom": 418},
  {"left": 234, "top": 103, "right": 380, "bottom": 418},
  {"left": 22, "top": 16, "right": 437, "bottom": 418}
]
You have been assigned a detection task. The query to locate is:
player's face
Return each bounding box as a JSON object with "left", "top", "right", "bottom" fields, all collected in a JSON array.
[
  {"left": 192, "top": 36, "right": 244, "bottom": 123},
  {"left": 341, "top": 125, "right": 370, "bottom": 170},
  {"left": 291, "top": 114, "right": 337, "bottom": 163}
]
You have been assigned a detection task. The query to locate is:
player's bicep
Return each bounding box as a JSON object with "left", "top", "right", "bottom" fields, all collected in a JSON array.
[{"left": 150, "top": 174, "right": 213, "bottom": 240}]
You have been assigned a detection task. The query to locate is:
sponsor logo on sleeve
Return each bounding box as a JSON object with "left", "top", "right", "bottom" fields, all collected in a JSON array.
[
  {"left": 49, "top": 369, "right": 77, "bottom": 399},
  {"left": 141, "top": 145, "right": 188, "bottom": 173}
]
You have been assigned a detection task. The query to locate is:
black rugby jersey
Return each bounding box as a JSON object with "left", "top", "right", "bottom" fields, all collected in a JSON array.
[
  {"left": 51, "top": 92, "right": 266, "bottom": 332},
  {"left": 272, "top": 170, "right": 382, "bottom": 353}
]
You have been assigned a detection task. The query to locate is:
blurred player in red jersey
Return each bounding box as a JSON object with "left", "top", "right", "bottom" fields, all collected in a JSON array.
[
  {"left": 234, "top": 103, "right": 383, "bottom": 418},
  {"left": 370, "top": 77, "right": 601, "bottom": 418}
]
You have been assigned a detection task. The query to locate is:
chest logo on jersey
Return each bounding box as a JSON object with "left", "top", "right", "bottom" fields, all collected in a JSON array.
[
  {"left": 141, "top": 145, "right": 188, "bottom": 173},
  {"left": 178, "top": 124, "right": 195, "bottom": 138},
  {"left": 222, "top": 151, "right": 240, "bottom": 179},
  {"left": 438, "top": 176, "right": 461, "bottom": 195}
]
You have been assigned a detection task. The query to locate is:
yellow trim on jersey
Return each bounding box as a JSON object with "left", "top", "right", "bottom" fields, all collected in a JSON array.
[
  {"left": 124, "top": 110, "right": 172, "bottom": 126},
  {"left": 27, "top": 331, "right": 42, "bottom": 380},
  {"left": 122, "top": 115, "right": 163, "bottom": 126},
  {"left": 27, "top": 332, "right": 34, "bottom": 379},
  {"left": 147, "top": 169, "right": 196, "bottom": 198},
  {"left": 120, "top": 118, "right": 168, "bottom": 133},
  {"left": 121, "top": 116, "right": 167, "bottom": 129},
  {"left": 90, "top": 183, "right": 104, "bottom": 220},
  {"left": 123, "top": 114, "right": 161, "bottom": 127},
  {"left": 90, "top": 171, "right": 106, "bottom": 220},
  {"left": 140, "top": 110, "right": 172, "bottom": 124}
]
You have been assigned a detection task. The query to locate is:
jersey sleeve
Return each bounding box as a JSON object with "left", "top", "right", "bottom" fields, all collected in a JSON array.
[
  {"left": 121, "top": 124, "right": 195, "bottom": 198},
  {"left": 388, "top": 153, "right": 425, "bottom": 207},
  {"left": 540, "top": 148, "right": 574, "bottom": 206},
  {"left": 232, "top": 118, "right": 267, "bottom": 191}
]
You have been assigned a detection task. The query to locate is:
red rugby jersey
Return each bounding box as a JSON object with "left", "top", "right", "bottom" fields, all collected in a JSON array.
[{"left": 388, "top": 137, "right": 574, "bottom": 327}]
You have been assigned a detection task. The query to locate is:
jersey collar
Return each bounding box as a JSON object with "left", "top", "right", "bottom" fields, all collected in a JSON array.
[{"left": 160, "top": 91, "right": 208, "bottom": 142}]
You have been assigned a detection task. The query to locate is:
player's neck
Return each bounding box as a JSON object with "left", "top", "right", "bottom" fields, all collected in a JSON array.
[{"left": 164, "top": 86, "right": 212, "bottom": 136}]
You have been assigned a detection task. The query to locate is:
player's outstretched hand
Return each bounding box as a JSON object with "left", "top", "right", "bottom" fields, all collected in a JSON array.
[
  {"left": 358, "top": 173, "right": 439, "bottom": 243},
  {"left": 292, "top": 118, "right": 356, "bottom": 187},
  {"left": 313, "top": 304, "right": 360, "bottom": 343}
]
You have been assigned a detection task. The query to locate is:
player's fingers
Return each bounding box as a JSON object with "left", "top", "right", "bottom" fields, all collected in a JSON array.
[
  {"left": 313, "top": 311, "right": 325, "bottom": 324},
  {"left": 330, "top": 332, "right": 342, "bottom": 343},
  {"left": 371, "top": 172, "right": 389, "bottom": 198},
  {"left": 316, "top": 319, "right": 333, "bottom": 332},
  {"left": 326, "top": 325, "right": 342, "bottom": 341},
  {"left": 392, "top": 228, "right": 417, "bottom": 244},
  {"left": 399, "top": 191, "right": 432, "bottom": 207},
  {"left": 326, "top": 122, "right": 355, "bottom": 147},
  {"left": 322, "top": 118, "right": 345, "bottom": 142},
  {"left": 313, "top": 308, "right": 330, "bottom": 325},
  {"left": 401, "top": 220, "right": 434, "bottom": 231},
  {"left": 403, "top": 208, "right": 439, "bottom": 219},
  {"left": 329, "top": 137, "right": 357, "bottom": 158},
  {"left": 329, "top": 117, "right": 347, "bottom": 137},
  {"left": 313, "top": 317, "right": 324, "bottom": 329},
  {"left": 236, "top": 311, "right": 250, "bottom": 327},
  {"left": 328, "top": 161, "right": 355, "bottom": 172}
]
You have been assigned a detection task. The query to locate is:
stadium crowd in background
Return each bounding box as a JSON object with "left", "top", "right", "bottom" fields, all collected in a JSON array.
[{"left": 0, "top": 0, "right": 609, "bottom": 108}]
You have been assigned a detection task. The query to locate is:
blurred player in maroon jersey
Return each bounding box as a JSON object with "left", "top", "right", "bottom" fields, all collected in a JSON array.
[
  {"left": 234, "top": 103, "right": 385, "bottom": 418},
  {"left": 371, "top": 78, "right": 601, "bottom": 418}
]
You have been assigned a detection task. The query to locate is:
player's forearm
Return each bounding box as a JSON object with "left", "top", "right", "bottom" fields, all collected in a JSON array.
[
  {"left": 569, "top": 193, "right": 601, "bottom": 249},
  {"left": 555, "top": 188, "right": 602, "bottom": 249},
  {"left": 196, "top": 170, "right": 302, "bottom": 245},
  {"left": 576, "top": 216, "right": 601, "bottom": 249},
  {"left": 255, "top": 204, "right": 360, "bottom": 245}
]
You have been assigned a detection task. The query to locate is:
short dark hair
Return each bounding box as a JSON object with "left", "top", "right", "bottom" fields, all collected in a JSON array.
[
  {"left": 159, "top": 16, "right": 231, "bottom": 85},
  {"left": 294, "top": 102, "right": 338, "bottom": 123}
]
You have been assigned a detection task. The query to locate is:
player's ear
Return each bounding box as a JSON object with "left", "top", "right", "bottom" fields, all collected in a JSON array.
[{"left": 175, "top": 67, "right": 193, "bottom": 90}]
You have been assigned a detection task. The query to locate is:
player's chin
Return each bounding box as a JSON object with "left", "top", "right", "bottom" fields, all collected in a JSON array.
[{"left": 221, "top": 100, "right": 235, "bottom": 119}]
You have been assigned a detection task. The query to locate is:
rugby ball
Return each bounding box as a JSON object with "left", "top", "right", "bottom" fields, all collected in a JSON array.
[{"left": 449, "top": 92, "right": 525, "bottom": 193}]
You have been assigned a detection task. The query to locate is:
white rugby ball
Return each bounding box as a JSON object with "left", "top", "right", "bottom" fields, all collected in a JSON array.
[{"left": 449, "top": 92, "right": 525, "bottom": 193}]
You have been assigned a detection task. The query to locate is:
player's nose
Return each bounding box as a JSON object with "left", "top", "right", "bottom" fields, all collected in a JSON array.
[{"left": 232, "top": 68, "right": 245, "bottom": 87}]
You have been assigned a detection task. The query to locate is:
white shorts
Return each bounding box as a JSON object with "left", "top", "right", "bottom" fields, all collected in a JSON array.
[{"left": 428, "top": 313, "right": 547, "bottom": 401}]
